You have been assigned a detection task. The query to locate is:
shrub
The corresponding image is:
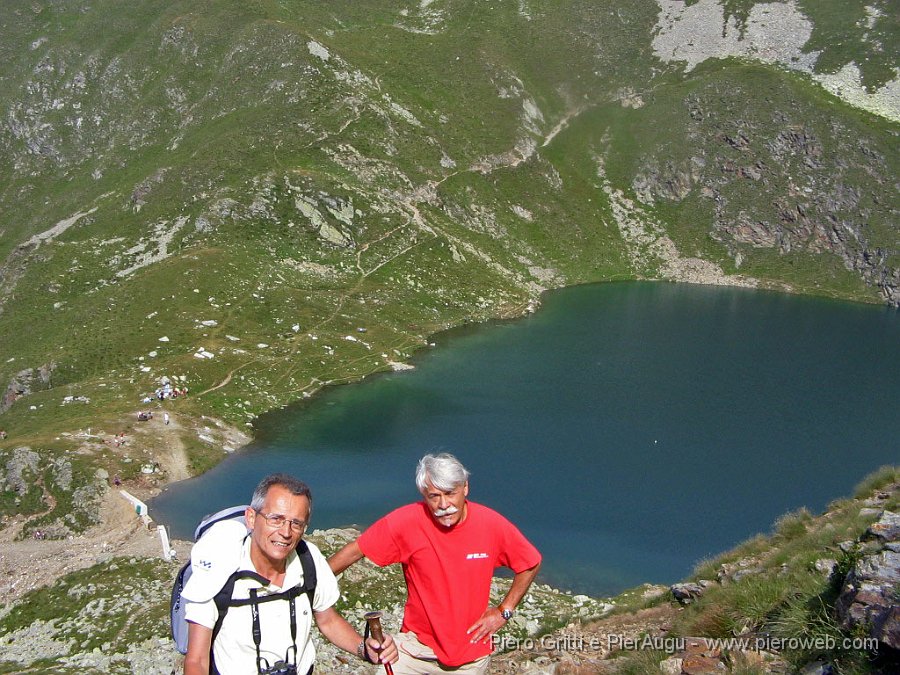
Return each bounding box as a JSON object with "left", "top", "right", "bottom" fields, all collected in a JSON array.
[
  {"left": 773, "top": 508, "right": 813, "bottom": 542},
  {"left": 853, "top": 466, "right": 899, "bottom": 500}
]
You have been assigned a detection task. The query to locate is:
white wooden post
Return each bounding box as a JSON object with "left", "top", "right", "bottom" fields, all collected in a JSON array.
[{"left": 158, "top": 524, "right": 174, "bottom": 560}]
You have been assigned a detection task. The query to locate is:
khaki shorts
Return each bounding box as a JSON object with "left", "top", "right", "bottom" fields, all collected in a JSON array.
[{"left": 390, "top": 632, "right": 491, "bottom": 675}]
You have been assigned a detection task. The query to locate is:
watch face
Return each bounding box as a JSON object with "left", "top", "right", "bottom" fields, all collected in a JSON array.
[{"left": 501, "top": 609, "right": 513, "bottom": 620}]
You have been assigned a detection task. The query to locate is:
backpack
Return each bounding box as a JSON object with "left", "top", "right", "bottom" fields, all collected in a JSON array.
[{"left": 169, "top": 505, "right": 318, "bottom": 665}]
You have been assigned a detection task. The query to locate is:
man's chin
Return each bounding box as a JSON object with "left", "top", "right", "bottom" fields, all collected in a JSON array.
[
  {"left": 267, "top": 541, "right": 294, "bottom": 556},
  {"left": 433, "top": 514, "right": 459, "bottom": 528}
]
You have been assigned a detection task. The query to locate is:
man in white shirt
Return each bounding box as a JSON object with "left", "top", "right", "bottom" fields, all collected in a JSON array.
[{"left": 183, "top": 474, "right": 397, "bottom": 675}]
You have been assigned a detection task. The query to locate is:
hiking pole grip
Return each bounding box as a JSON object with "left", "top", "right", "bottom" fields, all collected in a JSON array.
[{"left": 364, "top": 611, "right": 394, "bottom": 675}]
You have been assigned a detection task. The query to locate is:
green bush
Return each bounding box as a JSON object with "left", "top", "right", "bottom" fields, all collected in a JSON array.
[{"left": 853, "top": 466, "right": 899, "bottom": 499}]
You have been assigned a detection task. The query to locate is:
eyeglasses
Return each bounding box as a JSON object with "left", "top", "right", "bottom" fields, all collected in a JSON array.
[{"left": 254, "top": 510, "right": 306, "bottom": 532}]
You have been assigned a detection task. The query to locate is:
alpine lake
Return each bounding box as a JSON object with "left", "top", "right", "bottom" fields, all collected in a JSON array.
[{"left": 151, "top": 282, "right": 900, "bottom": 597}]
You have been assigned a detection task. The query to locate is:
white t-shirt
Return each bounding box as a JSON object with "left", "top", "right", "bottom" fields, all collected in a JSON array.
[{"left": 184, "top": 538, "right": 339, "bottom": 674}]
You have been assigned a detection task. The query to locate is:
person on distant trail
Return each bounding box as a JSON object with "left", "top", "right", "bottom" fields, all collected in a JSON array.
[
  {"left": 183, "top": 473, "right": 398, "bottom": 675},
  {"left": 328, "top": 453, "right": 542, "bottom": 675}
]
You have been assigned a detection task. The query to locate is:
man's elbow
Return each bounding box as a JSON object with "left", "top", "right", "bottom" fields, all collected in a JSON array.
[
  {"left": 183, "top": 654, "right": 208, "bottom": 675},
  {"left": 312, "top": 606, "right": 342, "bottom": 639},
  {"left": 516, "top": 560, "right": 541, "bottom": 579},
  {"left": 184, "top": 622, "right": 212, "bottom": 675}
]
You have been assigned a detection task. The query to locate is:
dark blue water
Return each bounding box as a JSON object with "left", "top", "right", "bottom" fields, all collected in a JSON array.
[{"left": 151, "top": 282, "right": 900, "bottom": 596}]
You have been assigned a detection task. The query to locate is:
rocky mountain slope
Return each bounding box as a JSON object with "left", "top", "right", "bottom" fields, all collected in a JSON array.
[{"left": 1, "top": 1, "right": 897, "bottom": 442}]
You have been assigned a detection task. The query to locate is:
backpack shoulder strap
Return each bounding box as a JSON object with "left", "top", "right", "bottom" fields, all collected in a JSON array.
[
  {"left": 296, "top": 540, "right": 317, "bottom": 612},
  {"left": 209, "top": 568, "right": 270, "bottom": 673},
  {"left": 213, "top": 570, "right": 271, "bottom": 608},
  {"left": 208, "top": 542, "right": 317, "bottom": 672}
]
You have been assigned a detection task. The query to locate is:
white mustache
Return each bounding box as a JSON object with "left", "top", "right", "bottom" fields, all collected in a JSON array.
[{"left": 433, "top": 506, "right": 459, "bottom": 517}]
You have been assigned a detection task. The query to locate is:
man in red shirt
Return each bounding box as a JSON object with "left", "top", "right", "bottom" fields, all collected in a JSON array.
[{"left": 328, "top": 453, "right": 541, "bottom": 674}]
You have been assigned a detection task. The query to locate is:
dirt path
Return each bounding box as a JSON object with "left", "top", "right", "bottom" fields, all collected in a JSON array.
[
  {"left": 0, "top": 491, "right": 181, "bottom": 606},
  {"left": 129, "top": 411, "right": 192, "bottom": 482},
  {"left": 0, "top": 409, "right": 248, "bottom": 606}
]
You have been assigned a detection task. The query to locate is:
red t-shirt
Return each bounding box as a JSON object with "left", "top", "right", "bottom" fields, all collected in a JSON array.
[{"left": 357, "top": 501, "right": 541, "bottom": 666}]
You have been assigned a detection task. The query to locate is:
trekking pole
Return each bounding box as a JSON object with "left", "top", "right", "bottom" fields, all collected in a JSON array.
[{"left": 364, "top": 610, "right": 394, "bottom": 675}]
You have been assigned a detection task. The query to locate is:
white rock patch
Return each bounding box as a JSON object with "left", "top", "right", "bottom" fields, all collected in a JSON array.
[
  {"left": 652, "top": 0, "right": 900, "bottom": 122},
  {"left": 307, "top": 41, "right": 331, "bottom": 61},
  {"left": 26, "top": 207, "right": 99, "bottom": 248},
  {"left": 114, "top": 216, "right": 188, "bottom": 278}
]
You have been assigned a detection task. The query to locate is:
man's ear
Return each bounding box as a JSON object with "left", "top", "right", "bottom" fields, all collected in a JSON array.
[
  {"left": 463, "top": 481, "right": 469, "bottom": 498},
  {"left": 245, "top": 506, "right": 256, "bottom": 530}
]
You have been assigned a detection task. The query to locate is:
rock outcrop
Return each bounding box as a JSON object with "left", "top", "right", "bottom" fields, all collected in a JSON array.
[
  {"left": 1, "top": 363, "right": 55, "bottom": 414},
  {"left": 836, "top": 511, "right": 900, "bottom": 650},
  {"left": 659, "top": 637, "right": 787, "bottom": 675}
]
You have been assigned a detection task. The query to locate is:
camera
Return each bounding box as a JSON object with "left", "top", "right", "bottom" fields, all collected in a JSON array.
[{"left": 258, "top": 660, "right": 297, "bottom": 675}]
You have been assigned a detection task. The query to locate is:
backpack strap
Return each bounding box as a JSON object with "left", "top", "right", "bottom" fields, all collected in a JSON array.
[
  {"left": 209, "top": 542, "right": 318, "bottom": 674},
  {"left": 295, "top": 540, "right": 317, "bottom": 613},
  {"left": 209, "top": 569, "right": 269, "bottom": 675},
  {"left": 249, "top": 584, "right": 302, "bottom": 674}
]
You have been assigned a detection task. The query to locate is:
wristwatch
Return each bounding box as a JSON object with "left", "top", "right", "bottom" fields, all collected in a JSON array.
[{"left": 500, "top": 607, "right": 514, "bottom": 621}]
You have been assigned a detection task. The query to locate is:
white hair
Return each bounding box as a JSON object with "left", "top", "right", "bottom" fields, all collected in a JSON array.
[{"left": 415, "top": 453, "right": 470, "bottom": 492}]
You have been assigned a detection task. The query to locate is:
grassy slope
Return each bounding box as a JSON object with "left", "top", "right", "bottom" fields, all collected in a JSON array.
[
  {"left": 632, "top": 468, "right": 900, "bottom": 673},
  {"left": 0, "top": 0, "right": 895, "bottom": 548}
]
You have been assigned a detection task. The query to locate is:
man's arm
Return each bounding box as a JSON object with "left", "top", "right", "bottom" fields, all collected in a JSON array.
[
  {"left": 313, "top": 606, "right": 398, "bottom": 665},
  {"left": 466, "top": 562, "right": 541, "bottom": 644},
  {"left": 183, "top": 622, "right": 212, "bottom": 675},
  {"left": 328, "top": 539, "right": 365, "bottom": 575}
]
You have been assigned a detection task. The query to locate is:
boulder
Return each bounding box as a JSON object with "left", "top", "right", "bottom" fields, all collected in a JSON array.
[
  {"left": 681, "top": 653, "right": 726, "bottom": 674},
  {"left": 717, "top": 557, "right": 762, "bottom": 583},
  {"left": 658, "top": 638, "right": 739, "bottom": 674},
  {"left": 659, "top": 657, "right": 684, "bottom": 675},
  {"left": 1, "top": 363, "right": 55, "bottom": 413},
  {"left": 813, "top": 558, "right": 837, "bottom": 577},
  {"left": 4, "top": 446, "right": 41, "bottom": 494},
  {"left": 670, "top": 583, "right": 705, "bottom": 604},
  {"left": 836, "top": 548, "right": 900, "bottom": 649},
  {"left": 864, "top": 510, "right": 900, "bottom": 543}
]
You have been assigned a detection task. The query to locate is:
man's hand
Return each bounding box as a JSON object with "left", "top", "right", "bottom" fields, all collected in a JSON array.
[
  {"left": 365, "top": 632, "right": 399, "bottom": 664},
  {"left": 315, "top": 606, "right": 399, "bottom": 665},
  {"left": 466, "top": 607, "right": 507, "bottom": 645},
  {"left": 466, "top": 562, "right": 540, "bottom": 646}
]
